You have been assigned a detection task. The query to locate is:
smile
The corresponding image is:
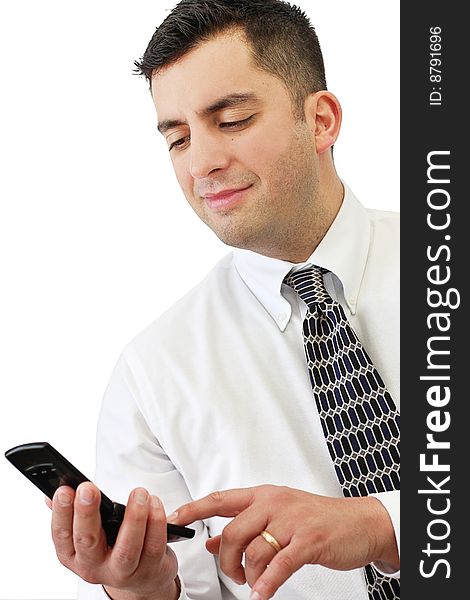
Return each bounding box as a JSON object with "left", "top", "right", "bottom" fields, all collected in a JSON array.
[{"left": 202, "top": 185, "right": 253, "bottom": 211}]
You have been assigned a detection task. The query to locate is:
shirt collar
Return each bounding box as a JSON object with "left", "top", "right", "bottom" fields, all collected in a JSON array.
[{"left": 232, "top": 183, "right": 371, "bottom": 330}]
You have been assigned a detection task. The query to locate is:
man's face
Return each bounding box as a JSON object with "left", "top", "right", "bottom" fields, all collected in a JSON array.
[{"left": 152, "top": 32, "right": 321, "bottom": 257}]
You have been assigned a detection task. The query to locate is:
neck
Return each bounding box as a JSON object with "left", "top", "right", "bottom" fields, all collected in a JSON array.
[{"left": 254, "top": 175, "right": 344, "bottom": 263}]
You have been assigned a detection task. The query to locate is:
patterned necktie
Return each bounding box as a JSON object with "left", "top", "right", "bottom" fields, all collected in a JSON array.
[{"left": 283, "top": 265, "right": 400, "bottom": 600}]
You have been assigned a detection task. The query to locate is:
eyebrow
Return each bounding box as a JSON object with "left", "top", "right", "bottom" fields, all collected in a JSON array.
[{"left": 157, "top": 91, "right": 260, "bottom": 134}]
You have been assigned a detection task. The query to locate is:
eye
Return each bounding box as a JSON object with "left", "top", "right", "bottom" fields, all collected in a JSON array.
[
  {"left": 169, "top": 135, "right": 190, "bottom": 152},
  {"left": 219, "top": 115, "right": 255, "bottom": 129}
]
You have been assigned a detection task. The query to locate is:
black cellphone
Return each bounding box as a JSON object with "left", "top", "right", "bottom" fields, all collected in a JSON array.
[{"left": 5, "top": 442, "right": 195, "bottom": 545}]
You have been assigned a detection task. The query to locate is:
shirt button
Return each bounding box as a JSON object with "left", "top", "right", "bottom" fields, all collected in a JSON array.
[
  {"left": 278, "top": 312, "right": 287, "bottom": 323},
  {"left": 349, "top": 296, "right": 356, "bottom": 305}
]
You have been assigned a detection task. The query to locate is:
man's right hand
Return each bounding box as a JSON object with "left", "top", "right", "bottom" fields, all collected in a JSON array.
[{"left": 48, "top": 482, "right": 180, "bottom": 600}]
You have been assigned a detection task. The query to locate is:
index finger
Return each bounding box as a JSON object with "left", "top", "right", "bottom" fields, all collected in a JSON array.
[{"left": 169, "top": 488, "right": 256, "bottom": 526}]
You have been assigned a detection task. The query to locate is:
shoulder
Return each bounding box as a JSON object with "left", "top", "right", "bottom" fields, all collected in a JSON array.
[
  {"left": 366, "top": 207, "right": 400, "bottom": 232},
  {"left": 362, "top": 208, "right": 399, "bottom": 289},
  {"left": 366, "top": 207, "right": 400, "bottom": 255},
  {"left": 121, "top": 251, "right": 237, "bottom": 361}
]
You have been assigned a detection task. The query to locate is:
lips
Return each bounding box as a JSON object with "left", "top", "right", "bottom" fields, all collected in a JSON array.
[{"left": 201, "top": 185, "right": 252, "bottom": 210}]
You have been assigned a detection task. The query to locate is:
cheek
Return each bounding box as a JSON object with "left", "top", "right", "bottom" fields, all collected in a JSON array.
[
  {"left": 235, "top": 131, "right": 288, "bottom": 181},
  {"left": 172, "top": 158, "right": 194, "bottom": 199}
]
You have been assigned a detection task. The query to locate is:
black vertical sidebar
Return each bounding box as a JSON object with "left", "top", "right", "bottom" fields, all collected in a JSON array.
[{"left": 401, "top": 2, "right": 466, "bottom": 598}]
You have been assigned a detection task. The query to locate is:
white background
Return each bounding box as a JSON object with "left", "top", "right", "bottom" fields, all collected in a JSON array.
[{"left": 0, "top": 1, "right": 399, "bottom": 598}]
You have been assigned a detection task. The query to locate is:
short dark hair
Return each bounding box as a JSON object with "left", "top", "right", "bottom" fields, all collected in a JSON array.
[{"left": 134, "top": 0, "right": 327, "bottom": 119}]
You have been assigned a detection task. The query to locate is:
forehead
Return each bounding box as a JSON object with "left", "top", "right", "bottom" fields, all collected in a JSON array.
[{"left": 151, "top": 33, "right": 289, "bottom": 120}]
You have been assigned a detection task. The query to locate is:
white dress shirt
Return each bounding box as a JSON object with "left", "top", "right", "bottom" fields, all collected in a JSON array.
[{"left": 78, "top": 184, "right": 399, "bottom": 600}]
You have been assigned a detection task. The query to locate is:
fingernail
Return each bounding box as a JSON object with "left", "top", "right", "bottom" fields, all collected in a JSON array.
[
  {"left": 58, "top": 491, "right": 72, "bottom": 507},
  {"left": 78, "top": 486, "right": 94, "bottom": 505},
  {"left": 250, "top": 592, "right": 263, "bottom": 600},
  {"left": 134, "top": 489, "right": 148, "bottom": 505},
  {"left": 151, "top": 496, "right": 161, "bottom": 509}
]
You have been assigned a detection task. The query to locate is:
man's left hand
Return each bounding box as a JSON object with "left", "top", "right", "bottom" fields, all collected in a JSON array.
[{"left": 168, "top": 485, "right": 398, "bottom": 600}]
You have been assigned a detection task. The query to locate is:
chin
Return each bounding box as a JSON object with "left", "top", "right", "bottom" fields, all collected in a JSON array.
[
  {"left": 210, "top": 224, "right": 252, "bottom": 249},
  {"left": 215, "top": 228, "right": 270, "bottom": 253},
  {"left": 199, "top": 205, "right": 269, "bottom": 251}
]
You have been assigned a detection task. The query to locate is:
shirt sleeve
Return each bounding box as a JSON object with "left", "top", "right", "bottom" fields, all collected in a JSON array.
[
  {"left": 76, "top": 352, "right": 223, "bottom": 599},
  {"left": 370, "top": 490, "right": 400, "bottom": 579},
  {"left": 77, "top": 579, "right": 190, "bottom": 600},
  {"left": 76, "top": 578, "right": 190, "bottom": 600}
]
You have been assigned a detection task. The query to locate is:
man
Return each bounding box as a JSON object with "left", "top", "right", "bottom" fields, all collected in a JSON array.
[{"left": 48, "top": 1, "right": 400, "bottom": 599}]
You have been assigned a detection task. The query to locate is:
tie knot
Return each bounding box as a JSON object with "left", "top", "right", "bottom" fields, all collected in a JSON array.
[{"left": 283, "top": 265, "right": 332, "bottom": 307}]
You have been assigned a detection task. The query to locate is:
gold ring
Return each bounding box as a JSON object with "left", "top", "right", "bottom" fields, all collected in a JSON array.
[{"left": 260, "top": 530, "right": 282, "bottom": 553}]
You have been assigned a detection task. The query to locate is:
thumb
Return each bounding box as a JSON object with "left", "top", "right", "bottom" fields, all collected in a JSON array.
[{"left": 206, "top": 535, "right": 221, "bottom": 555}]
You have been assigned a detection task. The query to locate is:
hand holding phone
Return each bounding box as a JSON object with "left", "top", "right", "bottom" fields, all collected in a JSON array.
[
  {"left": 5, "top": 442, "right": 195, "bottom": 545},
  {"left": 5, "top": 442, "right": 192, "bottom": 597}
]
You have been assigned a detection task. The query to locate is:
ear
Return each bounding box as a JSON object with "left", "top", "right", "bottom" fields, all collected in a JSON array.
[{"left": 304, "top": 91, "right": 342, "bottom": 155}]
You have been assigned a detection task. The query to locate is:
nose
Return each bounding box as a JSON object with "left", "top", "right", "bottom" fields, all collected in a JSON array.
[{"left": 189, "top": 128, "right": 230, "bottom": 179}]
